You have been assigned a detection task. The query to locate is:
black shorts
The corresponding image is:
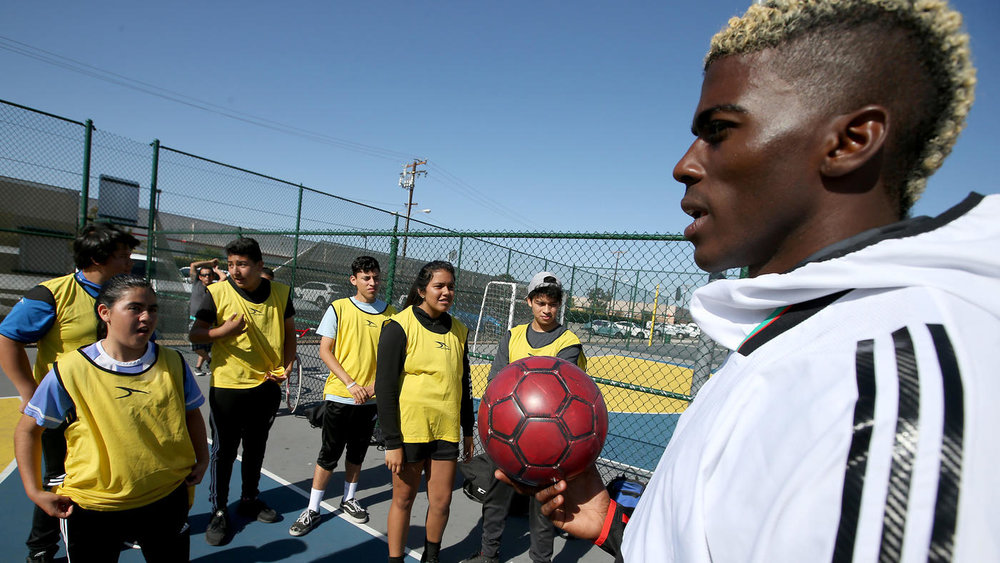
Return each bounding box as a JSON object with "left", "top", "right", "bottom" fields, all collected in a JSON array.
[
  {"left": 316, "top": 402, "right": 378, "bottom": 470},
  {"left": 63, "top": 483, "right": 190, "bottom": 562},
  {"left": 402, "top": 440, "right": 459, "bottom": 463}
]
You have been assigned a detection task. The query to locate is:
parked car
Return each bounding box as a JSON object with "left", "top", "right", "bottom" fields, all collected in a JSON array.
[
  {"left": 296, "top": 281, "right": 344, "bottom": 308},
  {"left": 678, "top": 323, "right": 702, "bottom": 339},
  {"left": 614, "top": 320, "right": 648, "bottom": 339},
  {"left": 644, "top": 321, "right": 673, "bottom": 336},
  {"left": 591, "top": 320, "right": 626, "bottom": 338}
]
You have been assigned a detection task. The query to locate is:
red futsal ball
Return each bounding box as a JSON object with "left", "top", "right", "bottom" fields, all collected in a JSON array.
[{"left": 478, "top": 356, "right": 608, "bottom": 486}]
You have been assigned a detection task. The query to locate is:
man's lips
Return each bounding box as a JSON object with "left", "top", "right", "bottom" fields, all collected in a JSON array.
[
  {"left": 680, "top": 197, "right": 709, "bottom": 240},
  {"left": 684, "top": 213, "right": 708, "bottom": 239}
]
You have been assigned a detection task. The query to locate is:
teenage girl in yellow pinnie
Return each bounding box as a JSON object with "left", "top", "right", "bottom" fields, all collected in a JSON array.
[
  {"left": 376, "top": 261, "right": 474, "bottom": 563},
  {"left": 14, "top": 275, "right": 209, "bottom": 562}
]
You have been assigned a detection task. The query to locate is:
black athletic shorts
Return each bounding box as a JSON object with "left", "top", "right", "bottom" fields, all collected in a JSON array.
[
  {"left": 402, "top": 439, "right": 459, "bottom": 463},
  {"left": 316, "top": 401, "right": 378, "bottom": 470}
]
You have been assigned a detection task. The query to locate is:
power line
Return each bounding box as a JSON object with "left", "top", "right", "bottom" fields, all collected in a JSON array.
[
  {"left": 0, "top": 35, "right": 412, "bottom": 161},
  {"left": 0, "top": 35, "right": 539, "bottom": 230},
  {"left": 425, "top": 161, "right": 535, "bottom": 229}
]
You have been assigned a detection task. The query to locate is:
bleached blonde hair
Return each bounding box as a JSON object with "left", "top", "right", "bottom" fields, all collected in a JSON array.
[{"left": 707, "top": 0, "right": 976, "bottom": 216}]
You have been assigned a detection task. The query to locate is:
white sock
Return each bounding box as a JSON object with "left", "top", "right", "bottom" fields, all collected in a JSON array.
[
  {"left": 344, "top": 481, "right": 358, "bottom": 502},
  {"left": 308, "top": 488, "right": 324, "bottom": 513}
]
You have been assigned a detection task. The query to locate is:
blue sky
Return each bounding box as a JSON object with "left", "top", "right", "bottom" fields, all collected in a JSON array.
[{"left": 2, "top": 0, "right": 997, "bottom": 234}]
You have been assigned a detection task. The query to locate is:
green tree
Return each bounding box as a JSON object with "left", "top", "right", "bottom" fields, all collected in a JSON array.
[{"left": 586, "top": 287, "right": 611, "bottom": 314}]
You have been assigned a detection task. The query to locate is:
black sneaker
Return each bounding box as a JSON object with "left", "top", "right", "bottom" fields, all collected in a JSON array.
[
  {"left": 339, "top": 498, "right": 369, "bottom": 524},
  {"left": 288, "top": 509, "right": 319, "bottom": 537},
  {"left": 205, "top": 509, "right": 229, "bottom": 546},
  {"left": 238, "top": 497, "right": 279, "bottom": 523}
]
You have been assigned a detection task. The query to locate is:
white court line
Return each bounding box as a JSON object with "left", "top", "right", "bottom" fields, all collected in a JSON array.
[
  {"left": 1, "top": 459, "right": 17, "bottom": 483},
  {"left": 2, "top": 432, "right": 421, "bottom": 560},
  {"left": 231, "top": 445, "right": 425, "bottom": 562},
  {"left": 2, "top": 397, "right": 23, "bottom": 483}
]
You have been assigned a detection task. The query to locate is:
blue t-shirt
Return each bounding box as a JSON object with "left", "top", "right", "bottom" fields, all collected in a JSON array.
[
  {"left": 25, "top": 341, "right": 204, "bottom": 428},
  {"left": 0, "top": 271, "right": 100, "bottom": 343}
]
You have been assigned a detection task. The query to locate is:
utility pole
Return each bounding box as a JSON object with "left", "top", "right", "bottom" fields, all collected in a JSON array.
[{"left": 399, "top": 159, "right": 427, "bottom": 259}]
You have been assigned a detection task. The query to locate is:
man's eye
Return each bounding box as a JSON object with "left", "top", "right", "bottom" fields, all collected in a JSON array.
[{"left": 702, "top": 121, "right": 732, "bottom": 142}]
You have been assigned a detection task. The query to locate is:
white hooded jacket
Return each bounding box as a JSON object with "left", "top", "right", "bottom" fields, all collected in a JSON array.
[{"left": 623, "top": 193, "right": 1000, "bottom": 562}]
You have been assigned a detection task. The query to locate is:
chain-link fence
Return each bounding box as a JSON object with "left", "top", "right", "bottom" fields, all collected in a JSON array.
[{"left": 1, "top": 98, "right": 739, "bottom": 484}]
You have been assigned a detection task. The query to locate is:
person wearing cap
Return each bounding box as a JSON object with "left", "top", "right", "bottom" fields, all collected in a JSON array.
[{"left": 461, "top": 272, "right": 586, "bottom": 563}]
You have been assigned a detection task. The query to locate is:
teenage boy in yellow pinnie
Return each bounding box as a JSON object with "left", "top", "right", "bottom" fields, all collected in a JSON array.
[
  {"left": 289, "top": 256, "right": 396, "bottom": 536},
  {"left": 189, "top": 237, "right": 296, "bottom": 546},
  {"left": 462, "top": 271, "right": 586, "bottom": 563}
]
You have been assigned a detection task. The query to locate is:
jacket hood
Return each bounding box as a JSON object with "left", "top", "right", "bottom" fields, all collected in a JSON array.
[{"left": 691, "top": 193, "right": 1000, "bottom": 351}]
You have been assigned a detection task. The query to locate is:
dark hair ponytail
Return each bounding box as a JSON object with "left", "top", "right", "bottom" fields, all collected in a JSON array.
[
  {"left": 95, "top": 274, "right": 154, "bottom": 339},
  {"left": 403, "top": 261, "right": 455, "bottom": 309}
]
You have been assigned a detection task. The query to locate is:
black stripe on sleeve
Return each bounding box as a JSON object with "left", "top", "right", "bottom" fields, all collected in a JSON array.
[
  {"left": 878, "top": 328, "right": 920, "bottom": 562},
  {"left": 738, "top": 289, "right": 852, "bottom": 356},
  {"left": 833, "top": 338, "right": 877, "bottom": 562},
  {"left": 927, "top": 324, "right": 963, "bottom": 562}
]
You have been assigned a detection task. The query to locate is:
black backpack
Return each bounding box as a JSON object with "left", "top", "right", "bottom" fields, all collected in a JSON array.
[{"left": 459, "top": 454, "right": 502, "bottom": 504}]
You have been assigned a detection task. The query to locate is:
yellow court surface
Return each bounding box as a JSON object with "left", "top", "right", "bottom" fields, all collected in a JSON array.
[
  {"left": 1, "top": 397, "right": 22, "bottom": 468},
  {"left": 471, "top": 355, "right": 693, "bottom": 415}
]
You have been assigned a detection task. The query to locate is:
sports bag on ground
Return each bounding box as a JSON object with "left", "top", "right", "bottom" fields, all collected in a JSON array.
[
  {"left": 606, "top": 475, "right": 646, "bottom": 517},
  {"left": 460, "top": 453, "right": 502, "bottom": 504}
]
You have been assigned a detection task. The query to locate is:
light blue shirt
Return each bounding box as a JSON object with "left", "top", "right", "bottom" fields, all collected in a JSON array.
[{"left": 317, "top": 296, "right": 388, "bottom": 404}]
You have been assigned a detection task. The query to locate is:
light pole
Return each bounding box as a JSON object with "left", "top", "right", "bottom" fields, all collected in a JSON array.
[{"left": 609, "top": 250, "right": 625, "bottom": 316}]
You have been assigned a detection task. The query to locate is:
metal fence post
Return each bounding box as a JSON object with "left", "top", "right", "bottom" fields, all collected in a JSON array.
[
  {"left": 291, "top": 184, "right": 303, "bottom": 292},
  {"left": 505, "top": 248, "right": 512, "bottom": 277},
  {"left": 146, "top": 139, "right": 160, "bottom": 281},
  {"left": 567, "top": 264, "right": 576, "bottom": 312},
  {"left": 79, "top": 119, "right": 93, "bottom": 231},
  {"left": 455, "top": 236, "right": 464, "bottom": 281}
]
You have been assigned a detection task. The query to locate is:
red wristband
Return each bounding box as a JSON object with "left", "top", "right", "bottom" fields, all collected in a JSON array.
[{"left": 595, "top": 499, "right": 618, "bottom": 547}]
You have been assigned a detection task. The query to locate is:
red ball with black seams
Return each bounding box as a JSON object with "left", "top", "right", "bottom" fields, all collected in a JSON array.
[{"left": 479, "top": 356, "right": 608, "bottom": 486}]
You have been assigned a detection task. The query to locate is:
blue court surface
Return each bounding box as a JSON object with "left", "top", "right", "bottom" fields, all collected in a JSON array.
[{"left": 0, "top": 459, "right": 415, "bottom": 562}]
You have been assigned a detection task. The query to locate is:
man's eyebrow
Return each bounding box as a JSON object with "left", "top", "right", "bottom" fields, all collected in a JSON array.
[{"left": 691, "top": 104, "right": 749, "bottom": 135}]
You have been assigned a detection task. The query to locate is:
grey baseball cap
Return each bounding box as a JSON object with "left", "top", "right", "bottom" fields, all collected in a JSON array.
[{"left": 526, "top": 271, "right": 562, "bottom": 294}]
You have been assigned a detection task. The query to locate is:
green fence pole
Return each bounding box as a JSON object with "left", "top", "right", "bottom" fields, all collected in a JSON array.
[
  {"left": 385, "top": 214, "right": 400, "bottom": 303},
  {"left": 505, "top": 248, "right": 512, "bottom": 277},
  {"left": 146, "top": 139, "right": 160, "bottom": 282},
  {"left": 291, "top": 184, "right": 304, "bottom": 292},
  {"left": 79, "top": 119, "right": 93, "bottom": 231}
]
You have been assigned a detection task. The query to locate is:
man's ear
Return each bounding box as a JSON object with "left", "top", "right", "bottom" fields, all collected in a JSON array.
[{"left": 820, "top": 105, "right": 888, "bottom": 178}]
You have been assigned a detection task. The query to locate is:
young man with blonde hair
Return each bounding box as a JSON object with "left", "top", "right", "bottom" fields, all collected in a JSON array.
[{"left": 510, "top": 1, "right": 999, "bottom": 561}]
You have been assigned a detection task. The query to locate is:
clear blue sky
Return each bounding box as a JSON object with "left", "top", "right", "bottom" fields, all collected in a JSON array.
[{"left": 2, "top": 0, "right": 997, "bottom": 234}]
